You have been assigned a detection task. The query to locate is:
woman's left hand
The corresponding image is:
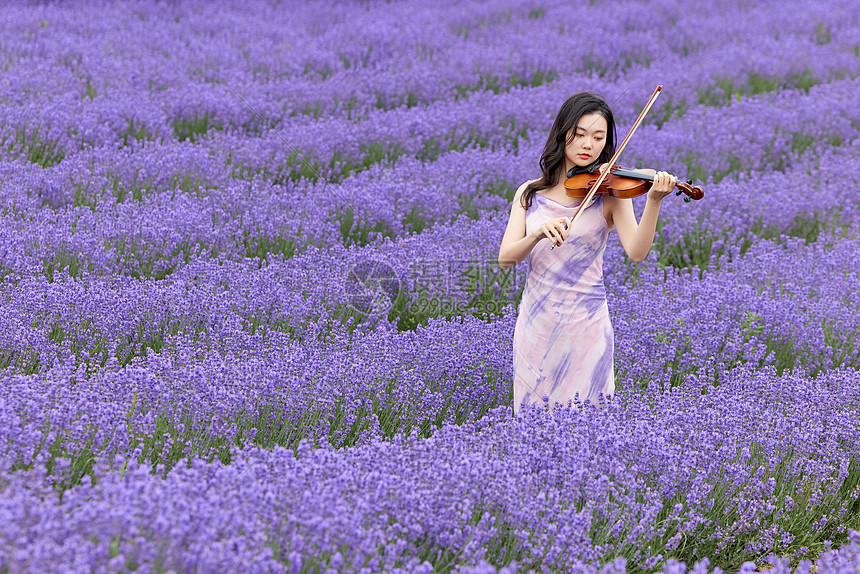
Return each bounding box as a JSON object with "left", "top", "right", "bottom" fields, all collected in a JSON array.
[{"left": 648, "top": 170, "right": 677, "bottom": 201}]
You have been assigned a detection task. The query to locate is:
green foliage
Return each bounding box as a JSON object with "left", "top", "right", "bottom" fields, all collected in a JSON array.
[
  {"left": 458, "top": 178, "right": 515, "bottom": 220},
  {"left": 339, "top": 45, "right": 373, "bottom": 71},
  {"left": 790, "top": 132, "right": 816, "bottom": 155},
  {"left": 302, "top": 62, "right": 333, "bottom": 80},
  {"left": 453, "top": 70, "right": 558, "bottom": 100},
  {"left": 241, "top": 230, "right": 297, "bottom": 261},
  {"left": 172, "top": 113, "right": 222, "bottom": 142},
  {"left": 676, "top": 151, "right": 711, "bottom": 185},
  {"left": 511, "top": 69, "right": 557, "bottom": 89},
  {"left": 108, "top": 237, "right": 213, "bottom": 280},
  {"left": 336, "top": 206, "right": 395, "bottom": 247},
  {"left": 0, "top": 347, "right": 42, "bottom": 374},
  {"left": 355, "top": 142, "right": 406, "bottom": 175},
  {"left": 696, "top": 70, "right": 819, "bottom": 109},
  {"left": 822, "top": 321, "right": 859, "bottom": 369},
  {"left": 297, "top": 101, "right": 322, "bottom": 118},
  {"left": 739, "top": 310, "right": 765, "bottom": 342},
  {"left": 43, "top": 249, "right": 93, "bottom": 281},
  {"left": 121, "top": 119, "right": 151, "bottom": 146},
  {"left": 577, "top": 53, "right": 609, "bottom": 77},
  {"left": 815, "top": 23, "right": 831, "bottom": 46},
  {"left": 9, "top": 126, "right": 65, "bottom": 167},
  {"left": 650, "top": 95, "right": 690, "bottom": 128},
  {"left": 402, "top": 205, "right": 430, "bottom": 235},
  {"left": 240, "top": 309, "right": 301, "bottom": 339},
  {"left": 653, "top": 222, "right": 718, "bottom": 275}
]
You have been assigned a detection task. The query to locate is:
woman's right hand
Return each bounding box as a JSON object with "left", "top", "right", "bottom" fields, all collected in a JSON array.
[{"left": 532, "top": 217, "right": 570, "bottom": 247}]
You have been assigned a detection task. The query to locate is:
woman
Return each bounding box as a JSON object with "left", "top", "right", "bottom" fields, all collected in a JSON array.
[{"left": 498, "top": 92, "right": 676, "bottom": 415}]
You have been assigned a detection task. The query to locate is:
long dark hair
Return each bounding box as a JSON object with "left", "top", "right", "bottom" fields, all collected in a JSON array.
[{"left": 520, "top": 92, "right": 617, "bottom": 210}]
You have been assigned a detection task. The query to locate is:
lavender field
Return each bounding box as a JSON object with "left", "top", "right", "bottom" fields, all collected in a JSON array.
[{"left": 2, "top": 0, "right": 860, "bottom": 572}]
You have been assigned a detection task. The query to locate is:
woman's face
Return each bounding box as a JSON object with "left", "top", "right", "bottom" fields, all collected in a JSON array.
[{"left": 565, "top": 112, "right": 608, "bottom": 170}]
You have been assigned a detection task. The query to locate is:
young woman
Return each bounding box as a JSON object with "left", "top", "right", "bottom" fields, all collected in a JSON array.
[{"left": 498, "top": 92, "right": 676, "bottom": 415}]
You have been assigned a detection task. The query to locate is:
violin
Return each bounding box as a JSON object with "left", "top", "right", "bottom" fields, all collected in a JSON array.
[{"left": 564, "top": 164, "right": 704, "bottom": 202}]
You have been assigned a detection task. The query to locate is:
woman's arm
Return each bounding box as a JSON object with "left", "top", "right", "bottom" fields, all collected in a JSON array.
[
  {"left": 604, "top": 169, "right": 676, "bottom": 263},
  {"left": 499, "top": 181, "right": 576, "bottom": 269},
  {"left": 498, "top": 182, "right": 541, "bottom": 270}
]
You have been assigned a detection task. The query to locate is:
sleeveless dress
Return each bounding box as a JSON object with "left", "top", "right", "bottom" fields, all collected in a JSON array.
[{"left": 512, "top": 191, "right": 615, "bottom": 414}]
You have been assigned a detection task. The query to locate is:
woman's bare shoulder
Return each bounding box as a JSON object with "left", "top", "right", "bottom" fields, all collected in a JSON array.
[
  {"left": 515, "top": 178, "right": 539, "bottom": 195},
  {"left": 512, "top": 179, "right": 538, "bottom": 208}
]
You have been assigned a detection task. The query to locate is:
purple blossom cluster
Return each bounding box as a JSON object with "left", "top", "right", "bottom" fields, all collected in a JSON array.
[
  {"left": 2, "top": 0, "right": 860, "bottom": 571},
  {"left": 1, "top": 0, "right": 857, "bottom": 178},
  {"left": 3, "top": 370, "right": 860, "bottom": 572},
  {"left": 2, "top": 75, "right": 858, "bottom": 290}
]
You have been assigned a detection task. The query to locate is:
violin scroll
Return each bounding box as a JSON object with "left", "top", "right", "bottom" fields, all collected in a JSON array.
[{"left": 675, "top": 179, "right": 703, "bottom": 202}]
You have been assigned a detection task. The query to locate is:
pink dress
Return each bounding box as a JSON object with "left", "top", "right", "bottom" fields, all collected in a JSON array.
[{"left": 512, "top": 191, "right": 615, "bottom": 414}]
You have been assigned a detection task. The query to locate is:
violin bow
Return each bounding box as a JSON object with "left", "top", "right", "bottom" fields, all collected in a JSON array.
[{"left": 562, "top": 85, "right": 663, "bottom": 234}]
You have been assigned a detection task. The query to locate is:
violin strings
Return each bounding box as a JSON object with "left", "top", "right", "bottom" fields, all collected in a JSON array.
[{"left": 610, "top": 168, "right": 655, "bottom": 181}]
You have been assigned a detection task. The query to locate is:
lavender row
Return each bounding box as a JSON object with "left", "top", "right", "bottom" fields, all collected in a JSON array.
[
  {"left": 0, "top": 310, "right": 512, "bottom": 472},
  {"left": 2, "top": 16, "right": 856, "bottom": 263},
  {"left": 644, "top": 145, "right": 860, "bottom": 274},
  {"left": 1, "top": 0, "right": 855, "bottom": 146},
  {"left": 3, "top": 18, "right": 858, "bottom": 181},
  {"left": 609, "top": 233, "right": 860, "bottom": 393},
  {"left": 2, "top": 367, "right": 859, "bottom": 572},
  {"left": 0, "top": 144, "right": 529, "bottom": 282},
  {"left": 2, "top": 52, "right": 853, "bottom": 211},
  {"left": 2, "top": 77, "right": 859, "bottom": 289},
  {"left": 2, "top": 188, "right": 858, "bottom": 383},
  {"left": 0, "top": 201, "right": 518, "bottom": 369},
  {"left": 2, "top": 226, "right": 858, "bottom": 477},
  {"left": 95, "top": 71, "right": 860, "bottom": 192}
]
